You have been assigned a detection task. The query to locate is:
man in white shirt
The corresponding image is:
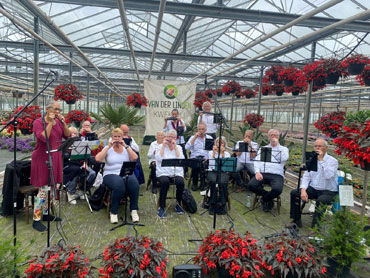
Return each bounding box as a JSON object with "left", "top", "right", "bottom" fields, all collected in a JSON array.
[
  {"left": 120, "top": 124, "right": 140, "bottom": 153},
  {"left": 155, "top": 130, "right": 185, "bottom": 219},
  {"left": 248, "top": 129, "right": 289, "bottom": 212},
  {"left": 233, "top": 130, "right": 258, "bottom": 189},
  {"left": 185, "top": 123, "right": 213, "bottom": 191},
  {"left": 289, "top": 138, "right": 338, "bottom": 228},
  {"left": 163, "top": 109, "right": 188, "bottom": 176},
  {"left": 197, "top": 101, "right": 218, "bottom": 139},
  {"left": 147, "top": 131, "right": 164, "bottom": 194}
]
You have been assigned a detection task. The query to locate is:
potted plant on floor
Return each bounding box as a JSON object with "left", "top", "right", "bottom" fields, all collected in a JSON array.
[
  {"left": 356, "top": 65, "right": 370, "bottom": 86},
  {"left": 342, "top": 54, "right": 369, "bottom": 75},
  {"left": 99, "top": 236, "right": 168, "bottom": 278},
  {"left": 65, "top": 110, "right": 92, "bottom": 128},
  {"left": 54, "top": 83, "right": 83, "bottom": 105},
  {"left": 193, "top": 229, "right": 265, "bottom": 278},
  {"left": 262, "top": 231, "right": 326, "bottom": 278},
  {"left": 126, "top": 92, "right": 148, "bottom": 109}
]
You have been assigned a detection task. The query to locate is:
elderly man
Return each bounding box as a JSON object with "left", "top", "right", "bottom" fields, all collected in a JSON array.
[
  {"left": 147, "top": 131, "right": 165, "bottom": 194},
  {"left": 233, "top": 130, "right": 258, "bottom": 189},
  {"left": 155, "top": 130, "right": 185, "bottom": 218},
  {"left": 185, "top": 123, "right": 213, "bottom": 191},
  {"left": 248, "top": 129, "right": 289, "bottom": 212},
  {"left": 289, "top": 138, "right": 338, "bottom": 228},
  {"left": 79, "top": 120, "right": 98, "bottom": 141},
  {"left": 120, "top": 124, "right": 140, "bottom": 153}
]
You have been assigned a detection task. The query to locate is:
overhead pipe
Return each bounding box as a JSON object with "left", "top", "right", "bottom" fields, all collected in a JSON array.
[
  {"left": 0, "top": 6, "right": 122, "bottom": 96},
  {"left": 148, "top": 0, "right": 167, "bottom": 80},
  {"left": 190, "top": 0, "right": 343, "bottom": 82},
  {"left": 208, "top": 7, "right": 370, "bottom": 81},
  {"left": 117, "top": 0, "right": 142, "bottom": 92}
]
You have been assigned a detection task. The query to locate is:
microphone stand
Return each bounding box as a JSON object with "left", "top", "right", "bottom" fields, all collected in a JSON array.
[{"left": 0, "top": 74, "right": 56, "bottom": 275}]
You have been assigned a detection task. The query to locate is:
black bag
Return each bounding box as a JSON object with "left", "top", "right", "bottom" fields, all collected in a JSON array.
[
  {"left": 182, "top": 189, "right": 197, "bottom": 214},
  {"left": 88, "top": 184, "right": 107, "bottom": 211}
]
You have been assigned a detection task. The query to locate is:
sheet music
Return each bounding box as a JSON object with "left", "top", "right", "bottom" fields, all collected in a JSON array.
[{"left": 339, "top": 185, "right": 354, "bottom": 207}]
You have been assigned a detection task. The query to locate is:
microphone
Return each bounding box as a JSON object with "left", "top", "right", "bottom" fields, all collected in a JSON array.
[{"left": 51, "top": 70, "right": 60, "bottom": 81}]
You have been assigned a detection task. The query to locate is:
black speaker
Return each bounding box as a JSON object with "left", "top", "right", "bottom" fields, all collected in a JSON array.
[{"left": 173, "top": 264, "right": 202, "bottom": 278}]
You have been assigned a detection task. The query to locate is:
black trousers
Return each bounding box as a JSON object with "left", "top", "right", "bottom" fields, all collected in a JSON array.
[
  {"left": 191, "top": 158, "right": 206, "bottom": 189},
  {"left": 248, "top": 173, "right": 284, "bottom": 202},
  {"left": 290, "top": 186, "right": 337, "bottom": 228},
  {"left": 179, "top": 143, "right": 188, "bottom": 174},
  {"left": 149, "top": 161, "right": 157, "bottom": 188},
  {"left": 157, "top": 176, "right": 184, "bottom": 209}
]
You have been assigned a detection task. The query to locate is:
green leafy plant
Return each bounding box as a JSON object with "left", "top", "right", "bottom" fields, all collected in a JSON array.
[
  {"left": 344, "top": 110, "right": 370, "bottom": 125},
  {"left": 91, "top": 104, "right": 144, "bottom": 128},
  {"left": 0, "top": 236, "right": 28, "bottom": 277},
  {"left": 184, "top": 113, "right": 199, "bottom": 141},
  {"left": 279, "top": 130, "right": 295, "bottom": 151}
]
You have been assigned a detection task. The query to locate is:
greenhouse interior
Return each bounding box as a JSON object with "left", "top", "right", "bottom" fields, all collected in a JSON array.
[{"left": 0, "top": 0, "right": 369, "bottom": 277}]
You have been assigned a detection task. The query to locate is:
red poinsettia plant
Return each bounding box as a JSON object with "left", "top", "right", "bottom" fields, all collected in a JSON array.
[
  {"left": 126, "top": 93, "right": 148, "bottom": 108},
  {"left": 54, "top": 84, "right": 83, "bottom": 103},
  {"left": 314, "top": 111, "right": 346, "bottom": 138},
  {"left": 24, "top": 244, "right": 91, "bottom": 278},
  {"left": 193, "top": 229, "right": 265, "bottom": 278},
  {"left": 222, "top": 80, "right": 241, "bottom": 95},
  {"left": 264, "top": 65, "right": 283, "bottom": 83},
  {"left": 99, "top": 236, "right": 168, "bottom": 278},
  {"left": 262, "top": 232, "right": 326, "bottom": 278},
  {"left": 6, "top": 105, "right": 42, "bottom": 135},
  {"left": 279, "top": 66, "right": 302, "bottom": 84},
  {"left": 243, "top": 113, "right": 264, "bottom": 128},
  {"left": 65, "top": 110, "right": 92, "bottom": 124},
  {"left": 193, "top": 91, "right": 212, "bottom": 109},
  {"left": 241, "top": 88, "right": 257, "bottom": 99},
  {"left": 355, "top": 65, "right": 370, "bottom": 86}
]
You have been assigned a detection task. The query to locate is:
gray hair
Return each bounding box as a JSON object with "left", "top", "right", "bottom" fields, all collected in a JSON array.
[
  {"left": 268, "top": 129, "right": 280, "bottom": 137},
  {"left": 316, "top": 137, "right": 328, "bottom": 146},
  {"left": 46, "top": 100, "right": 59, "bottom": 109},
  {"left": 156, "top": 131, "right": 165, "bottom": 136},
  {"left": 216, "top": 136, "right": 228, "bottom": 148},
  {"left": 166, "top": 129, "right": 177, "bottom": 137},
  {"left": 202, "top": 101, "right": 212, "bottom": 110}
]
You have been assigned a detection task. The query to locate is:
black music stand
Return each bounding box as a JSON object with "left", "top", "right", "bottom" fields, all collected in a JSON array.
[
  {"left": 111, "top": 161, "right": 144, "bottom": 231},
  {"left": 85, "top": 132, "right": 98, "bottom": 141},
  {"left": 123, "top": 138, "right": 132, "bottom": 147},
  {"left": 205, "top": 138, "right": 214, "bottom": 151}
]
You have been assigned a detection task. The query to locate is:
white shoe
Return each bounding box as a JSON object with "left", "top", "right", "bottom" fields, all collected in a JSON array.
[
  {"left": 67, "top": 192, "right": 77, "bottom": 205},
  {"left": 131, "top": 210, "right": 139, "bottom": 223},
  {"left": 77, "top": 190, "right": 85, "bottom": 199},
  {"left": 110, "top": 213, "right": 118, "bottom": 224},
  {"left": 200, "top": 190, "right": 207, "bottom": 196}
]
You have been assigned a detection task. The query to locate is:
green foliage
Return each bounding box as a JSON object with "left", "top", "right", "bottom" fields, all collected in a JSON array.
[
  {"left": 344, "top": 110, "right": 370, "bottom": 125},
  {"left": 279, "top": 130, "right": 295, "bottom": 151},
  {"left": 314, "top": 208, "right": 370, "bottom": 268},
  {"left": 91, "top": 104, "right": 144, "bottom": 128},
  {"left": 184, "top": 113, "right": 199, "bottom": 141}
]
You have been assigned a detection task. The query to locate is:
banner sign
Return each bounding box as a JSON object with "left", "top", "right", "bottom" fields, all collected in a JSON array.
[{"left": 144, "top": 80, "right": 196, "bottom": 136}]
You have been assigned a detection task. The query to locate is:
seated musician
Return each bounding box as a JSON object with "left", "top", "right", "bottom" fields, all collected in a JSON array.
[
  {"left": 185, "top": 123, "right": 213, "bottom": 191},
  {"left": 207, "top": 136, "right": 231, "bottom": 215},
  {"left": 289, "top": 138, "right": 338, "bottom": 228},
  {"left": 248, "top": 129, "right": 289, "bottom": 212},
  {"left": 95, "top": 128, "right": 140, "bottom": 224},
  {"left": 79, "top": 120, "right": 98, "bottom": 141},
  {"left": 147, "top": 131, "right": 165, "bottom": 194},
  {"left": 233, "top": 130, "right": 258, "bottom": 190},
  {"left": 155, "top": 130, "right": 185, "bottom": 219}
]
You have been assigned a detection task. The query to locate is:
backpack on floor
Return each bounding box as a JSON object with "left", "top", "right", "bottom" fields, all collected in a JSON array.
[
  {"left": 182, "top": 189, "right": 197, "bottom": 214},
  {"left": 88, "top": 184, "right": 107, "bottom": 211}
]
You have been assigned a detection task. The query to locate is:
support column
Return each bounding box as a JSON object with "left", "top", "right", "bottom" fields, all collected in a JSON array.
[
  {"left": 271, "top": 103, "right": 275, "bottom": 128},
  {"left": 357, "top": 91, "right": 361, "bottom": 112},
  {"left": 97, "top": 73, "right": 101, "bottom": 114},
  {"left": 69, "top": 52, "right": 73, "bottom": 112},
  {"left": 86, "top": 71, "right": 90, "bottom": 113},
  {"left": 33, "top": 16, "right": 39, "bottom": 106},
  {"left": 229, "top": 93, "right": 235, "bottom": 132},
  {"left": 256, "top": 67, "right": 264, "bottom": 133}
]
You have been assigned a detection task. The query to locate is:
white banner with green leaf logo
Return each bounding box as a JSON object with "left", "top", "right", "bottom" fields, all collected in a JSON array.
[{"left": 144, "top": 80, "right": 196, "bottom": 136}]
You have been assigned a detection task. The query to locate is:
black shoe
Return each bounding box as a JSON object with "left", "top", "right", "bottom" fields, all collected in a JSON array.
[
  {"left": 42, "top": 215, "right": 62, "bottom": 222},
  {"left": 32, "top": 221, "right": 47, "bottom": 232},
  {"left": 262, "top": 201, "right": 271, "bottom": 212},
  {"left": 295, "top": 219, "right": 303, "bottom": 228},
  {"left": 269, "top": 200, "right": 274, "bottom": 210},
  {"left": 152, "top": 187, "right": 157, "bottom": 194},
  {"left": 191, "top": 184, "right": 198, "bottom": 191}
]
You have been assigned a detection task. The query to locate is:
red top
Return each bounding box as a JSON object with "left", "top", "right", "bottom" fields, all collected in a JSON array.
[{"left": 30, "top": 118, "right": 67, "bottom": 187}]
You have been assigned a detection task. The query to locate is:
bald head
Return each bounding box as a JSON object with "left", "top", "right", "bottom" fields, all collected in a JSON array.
[
  {"left": 244, "top": 130, "right": 253, "bottom": 139},
  {"left": 314, "top": 138, "right": 328, "bottom": 155},
  {"left": 120, "top": 124, "right": 129, "bottom": 137}
]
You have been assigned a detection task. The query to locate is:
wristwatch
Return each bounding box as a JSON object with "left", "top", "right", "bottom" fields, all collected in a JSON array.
[{"left": 125, "top": 145, "right": 129, "bottom": 149}]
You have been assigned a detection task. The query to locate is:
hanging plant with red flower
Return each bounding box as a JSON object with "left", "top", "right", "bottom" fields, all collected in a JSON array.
[
  {"left": 314, "top": 111, "right": 346, "bottom": 138},
  {"left": 24, "top": 244, "right": 91, "bottom": 278},
  {"left": 6, "top": 105, "right": 42, "bottom": 135},
  {"left": 321, "top": 58, "right": 349, "bottom": 79},
  {"left": 126, "top": 92, "right": 148, "bottom": 108},
  {"left": 303, "top": 60, "right": 327, "bottom": 91},
  {"left": 355, "top": 65, "right": 370, "bottom": 86},
  {"left": 264, "top": 65, "right": 283, "bottom": 84},
  {"left": 260, "top": 84, "right": 272, "bottom": 96},
  {"left": 243, "top": 113, "right": 264, "bottom": 128},
  {"left": 279, "top": 66, "right": 301, "bottom": 87},
  {"left": 99, "top": 236, "right": 168, "bottom": 278},
  {"left": 193, "top": 91, "right": 212, "bottom": 109},
  {"left": 342, "top": 54, "right": 370, "bottom": 75},
  {"left": 271, "top": 84, "right": 285, "bottom": 96},
  {"left": 241, "top": 88, "right": 257, "bottom": 99},
  {"left": 65, "top": 110, "right": 92, "bottom": 125},
  {"left": 54, "top": 84, "right": 83, "bottom": 104},
  {"left": 205, "top": 88, "right": 216, "bottom": 98},
  {"left": 222, "top": 80, "right": 241, "bottom": 95},
  {"left": 285, "top": 75, "right": 308, "bottom": 96},
  {"left": 193, "top": 229, "right": 264, "bottom": 278}
]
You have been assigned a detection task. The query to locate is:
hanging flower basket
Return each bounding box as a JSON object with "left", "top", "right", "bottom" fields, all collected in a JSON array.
[
  {"left": 222, "top": 80, "right": 241, "bottom": 95},
  {"left": 205, "top": 88, "right": 215, "bottom": 98},
  {"left": 272, "top": 84, "right": 284, "bottom": 96},
  {"left": 54, "top": 84, "right": 83, "bottom": 104},
  {"left": 313, "top": 78, "right": 326, "bottom": 88},
  {"left": 216, "top": 89, "right": 223, "bottom": 97},
  {"left": 348, "top": 63, "right": 365, "bottom": 75},
  {"left": 134, "top": 103, "right": 142, "bottom": 109},
  {"left": 355, "top": 65, "right": 370, "bottom": 86},
  {"left": 20, "top": 128, "right": 33, "bottom": 135},
  {"left": 6, "top": 105, "right": 41, "bottom": 136},
  {"left": 193, "top": 91, "right": 212, "bottom": 109},
  {"left": 342, "top": 54, "right": 369, "bottom": 75},
  {"left": 264, "top": 65, "right": 283, "bottom": 84},
  {"left": 325, "top": 73, "right": 340, "bottom": 85},
  {"left": 314, "top": 111, "right": 346, "bottom": 137},
  {"left": 321, "top": 58, "right": 348, "bottom": 83},
  {"left": 291, "top": 90, "right": 300, "bottom": 96},
  {"left": 243, "top": 113, "right": 264, "bottom": 128},
  {"left": 126, "top": 92, "right": 148, "bottom": 108},
  {"left": 65, "top": 110, "right": 92, "bottom": 126}
]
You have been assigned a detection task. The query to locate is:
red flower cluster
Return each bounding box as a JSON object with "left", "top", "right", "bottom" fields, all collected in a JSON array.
[
  {"left": 205, "top": 88, "right": 216, "bottom": 98},
  {"left": 54, "top": 84, "right": 82, "bottom": 102},
  {"left": 99, "top": 236, "right": 168, "bottom": 278},
  {"left": 355, "top": 65, "right": 370, "bottom": 86},
  {"left": 264, "top": 65, "right": 283, "bottom": 83},
  {"left": 193, "top": 229, "right": 264, "bottom": 278},
  {"left": 279, "top": 66, "right": 301, "bottom": 81},
  {"left": 24, "top": 244, "right": 91, "bottom": 278},
  {"left": 126, "top": 92, "right": 148, "bottom": 107},
  {"left": 6, "top": 105, "right": 41, "bottom": 135},
  {"left": 237, "top": 88, "right": 256, "bottom": 99},
  {"left": 193, "top": 91, "right": 212, "bottom": 109},
  {"left": 314, "top": 111, "right": 346, "bottom": 137},
  {"left": 342, "top": 54, "right": 369, "bottom": 66},
  {"left": 243, "top": 113, "right": 264, "bottom": 128},
  {"left": 222, "top": 80, "right": 241, "bottom": 94},
  {"left": 65, "top": 110, "right": 92, "bottom": 124}
]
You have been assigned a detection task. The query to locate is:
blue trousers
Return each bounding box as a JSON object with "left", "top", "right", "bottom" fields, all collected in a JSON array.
[{"left": 103, "top": 174, "right": 139, "bottom": 214}]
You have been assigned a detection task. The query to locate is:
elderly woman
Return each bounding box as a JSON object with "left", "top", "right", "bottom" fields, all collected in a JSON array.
[
  {"left": 95, "top": 128, "right": 139, "bottom": 224},
  {"left": 207, "top": 136, "right": 231, "bottom": 170},
  {"left": 197, "top": 101, "right": 218, "bottom": 139},
  {"left": 31, "top": 101, "right": 70, "bottom": 232}
]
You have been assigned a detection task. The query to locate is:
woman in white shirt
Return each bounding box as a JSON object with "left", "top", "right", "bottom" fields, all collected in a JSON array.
[
  {"left": 147, "top": 131, "right": 164, "bottom": 194},
  {"left": 95, "top": 128, "right": 139, "bottom": 224}
]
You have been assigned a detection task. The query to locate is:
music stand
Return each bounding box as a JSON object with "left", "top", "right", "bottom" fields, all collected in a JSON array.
[
  {"left": 205, "top": 138, "right": 214, "bottom": 151},
  {"left": 111, "top": 161, "right": 144, "bottom": 231},
  {"left": 85, "top": 132, "right": 98, "bottom": 141},
  {"left": 238, "top": 142, "right": 249, "bottom": 153},
  {"left": 177, "top": 126, "right": 184, "bottom": 137},
  {"left": 123, "top": 138, "right": 132, "bottom": 146}
]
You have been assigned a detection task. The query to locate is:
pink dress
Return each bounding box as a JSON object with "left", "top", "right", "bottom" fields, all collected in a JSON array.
[{"left": 30, "top": 118, "right": 67, "bottom": 187}]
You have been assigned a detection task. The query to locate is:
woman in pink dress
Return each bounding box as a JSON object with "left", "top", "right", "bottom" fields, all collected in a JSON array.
[{"left": 31, "top": 101, "right": 70, "bottom": 232}]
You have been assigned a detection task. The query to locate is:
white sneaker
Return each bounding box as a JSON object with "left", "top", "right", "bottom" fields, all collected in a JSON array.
[
  {"left": 131, "top": 210, "right": 139, "bottom": 223},
  {"left": 110, "top": 213, "right": 118, "bottom": 224},
  {"left": 67, "top": 192, "right": 77, "bottom": 205},
  {"left": 77, "top": 190, "right": 85, "bottom": 199}
]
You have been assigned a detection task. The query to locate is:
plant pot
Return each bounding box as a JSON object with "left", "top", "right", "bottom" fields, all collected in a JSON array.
[
  {"left": 262, "top": 91, "right": 269, "bottom": 96},
  {"left": 217, "top": 265, "right": 232, "bottom": 278},
  {"left": 134, "top": 103, "right": 141, "bottom": 108},
  {"left": 313, "top": 78, "right": 326, "bottom": 87},
  {"left": 361, "top": 160, "right": 370, "bottom": 171},
  {"left": 291, "top": 90, "right": 300, "bottom": 96},
  {"left": 246, "top": 95, "right": 251, "bottom": 99},
  {"left": 206, "top": 93, "right": 213, "bottom": 98},
  {"left": 275, "top": 90, "right": 284, "bottom": 96},
  {"left": 325, "top": 73, "right": 340, "bottom": 85},
  {"left": 348, "top": 63, "right": 365, "bottom": 75},
  {"left": 20, "top": 128, "right": 32, "bottom": 135},
  {"left": 273, "top": 76, "right": 282, "bottom": 84},
  {"left": 330, "top": 131, "right": 338, "bottom": 138},
  {"left": 364, "top": 78, "right": 370, "bottom": 86},
  {"left": 217, "top": 92, "right": 223, "bottom": 97},
  {"left": 74, "top": 121, "right": 81, "bottom": 128},
  {"left": 283, "top": 79, "right": 294, "bottom": 87},
  {"left": 236, "top": 95, "right": 241, "bottom": 98},
  {"left": 326, "top": 258, "right": 351, "bottom": 278},
  {"left": 66, "top": 99, "right": 76, "bottom": 105},
  {"left": 225, "top": 92, "right": 230, "bottom": 96}
]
